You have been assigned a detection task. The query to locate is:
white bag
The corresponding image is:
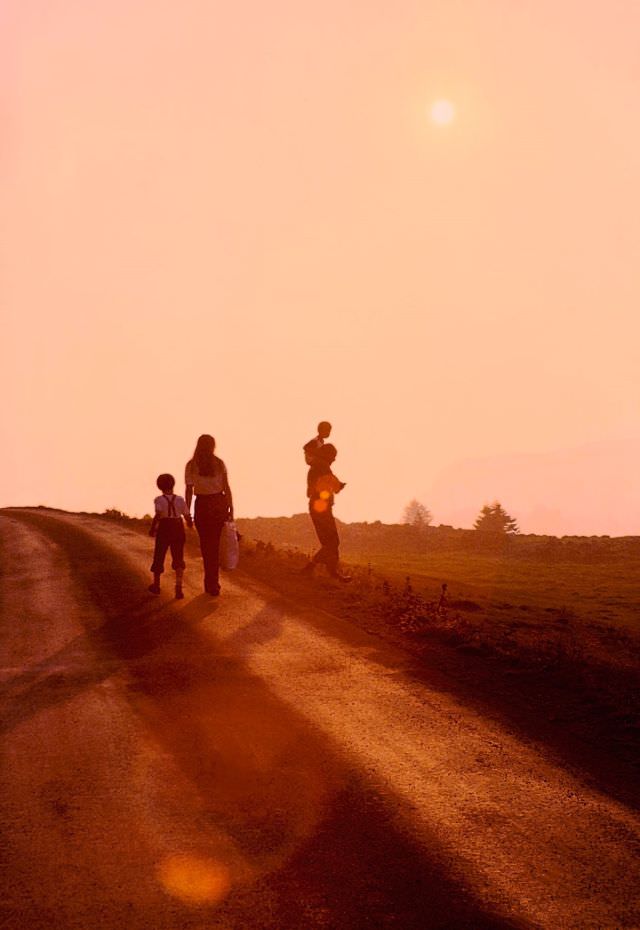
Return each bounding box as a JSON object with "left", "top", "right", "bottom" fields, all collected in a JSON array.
[{"left": 219, "top": 521, "right": 240, "bottom": 570}]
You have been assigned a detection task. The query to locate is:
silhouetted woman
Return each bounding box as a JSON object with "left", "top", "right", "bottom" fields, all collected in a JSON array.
[{"left": 185, "top": 434, "right": 234, "bottom": 596}]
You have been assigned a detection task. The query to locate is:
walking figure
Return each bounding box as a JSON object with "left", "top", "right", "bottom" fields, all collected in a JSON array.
[
  {"left": 185, "top": 434, "right": 234, "bottom": 596},
  {"left": 149, "top": 473, "right": 192, "bottom": 599},
  {"left": 302, "top": 443, "right": 350, "bottom": 581}
]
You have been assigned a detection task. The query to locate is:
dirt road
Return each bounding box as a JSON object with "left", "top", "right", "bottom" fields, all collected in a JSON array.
[{"left": 1, "top": 509, "right": 639, "bottom": 930}]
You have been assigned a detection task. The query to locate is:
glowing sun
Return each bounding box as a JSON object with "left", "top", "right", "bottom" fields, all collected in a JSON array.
[{"left": 429, "top": 99, "right": 455, "bottom": 126}]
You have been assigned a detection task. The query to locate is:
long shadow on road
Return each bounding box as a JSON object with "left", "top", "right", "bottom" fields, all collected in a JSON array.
[
  {"left": 236, "top": 569, "right": 640, "bottom": 813},
  {"left": 5, "top": 510, "right": 529, "bottom": 930}
]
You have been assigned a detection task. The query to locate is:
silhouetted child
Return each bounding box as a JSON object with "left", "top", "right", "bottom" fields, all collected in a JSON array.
[
  {"left": 303, "top": 420, "right": 332, "bottom": 465},
  {"left": 149, "top": 473, "right": 193, "bottom": 599},
  {"left": 302, "top": 443, "right": 350, "bottom": 581}
]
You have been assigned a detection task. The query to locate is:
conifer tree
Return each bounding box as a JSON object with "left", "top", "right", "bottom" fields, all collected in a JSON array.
[
  {"left": 474, "top": 502, "right": 519, "bottom": 534},
  {"left": 402, "top": 500, "right": 433, "bottom": 529}
]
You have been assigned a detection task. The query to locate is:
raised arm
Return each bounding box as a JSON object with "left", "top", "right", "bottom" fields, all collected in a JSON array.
[{"left": 331, "top": 476, "right": 346, "bottom": 494}]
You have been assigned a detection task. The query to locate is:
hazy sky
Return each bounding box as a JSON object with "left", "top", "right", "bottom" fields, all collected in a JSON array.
[{"left": 3, "top": 1, "right": 639, "bottom": 533}]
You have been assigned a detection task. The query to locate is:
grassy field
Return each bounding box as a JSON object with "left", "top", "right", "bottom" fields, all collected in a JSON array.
[{"left": 236, "top": 514, "right": 640, "bottom": 635}]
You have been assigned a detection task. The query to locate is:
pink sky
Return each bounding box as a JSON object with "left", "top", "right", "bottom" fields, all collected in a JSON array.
[{"left": 3, "top": 1, "right": 640, "bottom": 533}]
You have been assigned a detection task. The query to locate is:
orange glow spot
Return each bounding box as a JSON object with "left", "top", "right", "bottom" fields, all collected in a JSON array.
[
  {"left": 312, "top": 499, "right": 328, "bottom": 513},
  {"left": 159, "top": 854, "right": 231, "bottom": 906},
  {"left": 319, "top": 490, "right": 330, "bottom": 500},
  {"left": 429, "top": 99, "right": 455, "bottom": 125}
]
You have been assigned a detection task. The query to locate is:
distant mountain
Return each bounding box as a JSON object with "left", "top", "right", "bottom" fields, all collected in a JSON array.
[{"left": 427, "top": 438, "right": 640, "bottom": 536}]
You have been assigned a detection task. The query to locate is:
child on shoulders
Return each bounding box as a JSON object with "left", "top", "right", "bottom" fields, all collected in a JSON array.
[{"left": 303, "top": 420, "right": 332, "bottom": 465}]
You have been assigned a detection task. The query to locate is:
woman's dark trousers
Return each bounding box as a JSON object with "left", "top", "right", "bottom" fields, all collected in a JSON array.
[
  {"left": 309, "top": 504, "right": 340, "bottom": 574},
  {"left": 194, "top": 494, "right": 229, "bottom": 593}
]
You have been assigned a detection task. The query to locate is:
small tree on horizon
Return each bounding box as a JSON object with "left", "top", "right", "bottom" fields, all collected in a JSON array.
[
  {"left": 402, "top": 499, "right": 433, "bottom": 529},
  {"left": 474, "top": 501, "right": 519, "bottom": 535}
]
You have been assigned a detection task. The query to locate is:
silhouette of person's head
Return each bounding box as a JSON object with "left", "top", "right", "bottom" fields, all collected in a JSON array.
[
  {"left": 195, "top": 434, "right": 216, "bottom": 456},
  {"left": 157, "top": 473, "right": 176, "bottom": 493},
  {"left": 317, "top": 443, "right": 337, "bottom": 464},
  {"left": 193, "top": 434, "right": 217, "bottom": 476},
  {"left": 318, "top": 421, "right": 332, "bottom": 440}
]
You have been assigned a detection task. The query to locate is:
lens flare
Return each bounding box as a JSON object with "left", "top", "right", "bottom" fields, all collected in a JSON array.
[
  {"left": 429, "top": 99, "right": 455, "bottom": 125},
  {"left": 312, "top": 499, "right": 328, "bottom": 513},
  {"left": 159, "top": 854, "right": 231, "bottom": 906}
]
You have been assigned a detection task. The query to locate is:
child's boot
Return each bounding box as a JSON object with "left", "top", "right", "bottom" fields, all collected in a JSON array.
[
  {"left": 175, "top": 570, "right": 184, "bottom": 599},
  {"left": 148, "top": 572, "right": 161, "bottom": 595}
]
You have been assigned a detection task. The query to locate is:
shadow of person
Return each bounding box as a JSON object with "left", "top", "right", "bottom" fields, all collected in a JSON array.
[
  {"left": 0, "top": 592, "right": 215, "bottom": 736},
  {"left": 95, "top": 591, "right": 220, "bottom": 661},
  {"left": 225, "top": 602, "right": 285, "bottom": 657},
  {"left": 177, "top": 592, "right": 220, "bottom": 624},
  {"left": 0, "top": 654, "right": 111, "bottom": 736}
]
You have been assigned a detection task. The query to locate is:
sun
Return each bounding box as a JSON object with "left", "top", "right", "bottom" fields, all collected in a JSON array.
[{"left": 429, "top": 99, "right": 455, "bottom": 126}]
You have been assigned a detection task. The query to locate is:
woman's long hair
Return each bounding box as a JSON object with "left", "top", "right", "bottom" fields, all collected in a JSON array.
[{"left": 192, "top": 434, "right": 217, "bottom": 476}]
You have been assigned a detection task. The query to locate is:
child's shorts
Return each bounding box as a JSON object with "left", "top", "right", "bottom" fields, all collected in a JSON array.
[{"left": 151, "top": 519, "right": 186, "bottom": 574}]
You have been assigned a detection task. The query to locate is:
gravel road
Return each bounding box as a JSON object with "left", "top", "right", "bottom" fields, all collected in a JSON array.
[{"left": 1, "top": 509, "right": 639, "bottom": 929}]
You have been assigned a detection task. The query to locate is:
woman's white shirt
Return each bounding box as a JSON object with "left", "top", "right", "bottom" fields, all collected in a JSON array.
[{"left": 185, "top": 458, "right": 227, "bottom": 495}]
